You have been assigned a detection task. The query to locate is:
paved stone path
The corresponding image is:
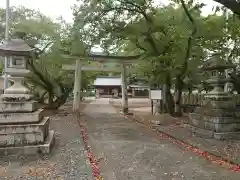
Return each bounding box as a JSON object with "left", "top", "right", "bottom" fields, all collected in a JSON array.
[{"left": 83, "top": 98, "right": 240, "bottom": 180}]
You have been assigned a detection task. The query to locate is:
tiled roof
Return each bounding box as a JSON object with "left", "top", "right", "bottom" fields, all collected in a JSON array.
[
  {"left": 94, "top": 77, "right": 122, "bottom": 86},
  {"left": 0, "top": 39, "right": 33, "bottom": 56}
]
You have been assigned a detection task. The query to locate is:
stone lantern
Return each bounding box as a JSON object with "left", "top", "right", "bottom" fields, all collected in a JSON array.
[
  {"left": 188, "top": 54, "right": 240, "bottom": 140},
  {"left": 202, "top": 54, "right": 235, "bottom": 109},
  {"left": 0, "top": 38, "right": 54, "bottom": 155},
  {"left": 0, "top": 39, "right": 32, "bottom": 101}
]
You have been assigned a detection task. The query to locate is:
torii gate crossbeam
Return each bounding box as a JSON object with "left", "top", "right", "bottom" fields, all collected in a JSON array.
[{"left": 62, "top": 64, "right": 122, "bottom": 72}]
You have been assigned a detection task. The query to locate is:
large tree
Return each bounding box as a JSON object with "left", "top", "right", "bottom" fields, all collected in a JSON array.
[
  {"left": 72, "top": 0, "right": 240, "bottom": 116},
  {"left": 0, "top": 6, "right": 75, "bottom": 109},
  {"left": 72, "top": 0, "right": 209, "bottom": 116}
]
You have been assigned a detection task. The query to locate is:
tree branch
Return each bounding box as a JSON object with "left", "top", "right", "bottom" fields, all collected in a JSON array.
[
  {"left": 213, "top": 0, "right": 240, "bottom": 16},
  {"left": 179, "top": 0, "right": 197, "bottom": 77},
  {"left": 102, "top": 1, "right": 164, "bottom": 55},
  {"left": 27, "top": 58, "right": 54, "bottom": 93},
  {"left": 134, "top": 38, "right": 147, "bottom": 52},
  {"left": 36, "top": 42, "right": 54, "bottom": 55},
  {"left": 118, "top": 0, "right": 144, "bottom": 13}
]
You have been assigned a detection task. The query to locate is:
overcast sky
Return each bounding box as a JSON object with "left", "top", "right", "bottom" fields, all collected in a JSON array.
[
  {"left": 0, "top": 0, "right": 220, "bottom": 23},
  {"left": 0, "top": 0, "right": 76, "bottom": 22}
]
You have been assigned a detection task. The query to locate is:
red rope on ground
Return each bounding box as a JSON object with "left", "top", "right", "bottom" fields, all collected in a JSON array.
[
  {"left": 124, "top": 114, "right": 240, "bottom": 172},
  {"left": 78, "top": 120, "right": 103, "bottom": 180}
]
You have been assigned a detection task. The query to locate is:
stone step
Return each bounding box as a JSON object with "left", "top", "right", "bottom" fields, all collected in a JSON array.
[
  {"left": 0, "top": 109, "right": 44, "bottom": 124},
  {"left": 184, "top": 124, "right": 214, "bottom": 138},
  {"left": 0, "top": 117, "right": 50, "bottom": 146},
  {"left": 185, "top": 124, "right": 240, "bottom": 140},
  {"left": 0, "top": 130, "right": 55, "bottom": 156},
  {"left": 214, "top": 131, "right": 240, "bottom": 140},
  {"left": 189, "top": 116, "right": 240, "bottom": 132},
  {"left": 190, "top": 112, "right": 240, "bottom": 124}
]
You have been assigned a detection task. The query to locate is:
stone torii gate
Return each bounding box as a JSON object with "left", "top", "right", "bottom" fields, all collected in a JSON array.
[{"left": 62, "top": 54, "right": 140, "bottom": 114}]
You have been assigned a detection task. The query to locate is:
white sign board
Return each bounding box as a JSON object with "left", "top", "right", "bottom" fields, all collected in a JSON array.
[{"left": 149, "top": 90, "right": 162, "bottom": 100}]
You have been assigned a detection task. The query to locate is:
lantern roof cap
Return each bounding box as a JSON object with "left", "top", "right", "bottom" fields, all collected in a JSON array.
[
  {"left": 202, "top": 53, "right": 235, "bottom": 71},
  {"left": 0, "top": 38, "right": 34, "bottom": 57}
]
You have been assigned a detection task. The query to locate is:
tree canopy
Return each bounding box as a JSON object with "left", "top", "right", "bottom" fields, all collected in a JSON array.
[
  {"left": 72, "top": 0, "right": 240, "bottom": 115},
  {"left": 0, "top": 6, "right": 101, "bottom": 108}
]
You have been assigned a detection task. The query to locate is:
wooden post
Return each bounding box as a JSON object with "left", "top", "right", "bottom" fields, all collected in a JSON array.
[
  {"left": 73, "top": 60, "right": 82, "bottom": 112},
  {"left": 121, "top": 63, "right": 128, "bottom": 114},
  {"left": 151, "top": 100, "right": 154, "bottom": 115}
]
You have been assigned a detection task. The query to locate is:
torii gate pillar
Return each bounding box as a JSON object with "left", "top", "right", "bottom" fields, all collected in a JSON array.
[
  {"left": 121, "top": 63, "right": 129, "bottom": 114},
  {"left": 73, "top": 60, "right": 82, "bottom": 112}
]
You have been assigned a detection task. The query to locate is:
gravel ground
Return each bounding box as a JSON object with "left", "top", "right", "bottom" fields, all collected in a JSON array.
[
  {"left": 109, "top": 98, "right": 150, "bottom": 108},
  {"left": 82, "top": 98, "right": 240, "bottom": 180},
  {"left": 0, "top": 103, "right": 93, "bottom": 180}
]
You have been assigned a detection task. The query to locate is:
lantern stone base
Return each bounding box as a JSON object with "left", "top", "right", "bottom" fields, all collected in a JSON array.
[
  {"left": 0, "top": 130, "right": 55, "bottom": 156},
  {"left": 0, "top": 117, "right": 50, "bottom": 146},
  {"left": 0, "top": 101, "right": 55, "bottom": 156},
  {"left": 1, "top": 93, "right": 33, "bottom": 101},
  {"left": 188, "top": 109, "right": 240, "bottom": 140},
  {"left": 0, "top": 109, "right": 44, "bottom": 124},
  {"left": 0, "top": 116, "right": 55, "bottom": 156},
  {"left": 0, "top": 101, "right": 38, "bottom": 113},
  {"left": 185, "top": 124, "right": 240, "bottom": 140}
]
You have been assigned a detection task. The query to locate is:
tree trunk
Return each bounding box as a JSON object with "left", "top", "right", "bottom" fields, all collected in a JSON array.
[
  {"left": 164, "top": 74, "right": 175, "bottom": 116},
  {"left": 48, "top": 93, "right": 54, "bottom": 106},
  {"left": 54, "top": 94, "right": 69, "bottom": 109},
  {"left": 174, "top": 77, "right": 184, "bottom": 117},
  {"left": 165, "top": 87, "right": 175, "bottom": 116},
  {"left": 45, "top": 92, "right": 70, "bottom": 110},
  {"left": 175, "top": 90, "right": 183, "bottom": 117},
  {"left": 188, "top": 88, "right": 192, "bottom": 104},
  {"left": 188, "top": 88, "right": 192, "bottom": 96},
  {"left": 153, "top": 84, "right": 165, "bottom": 114}
]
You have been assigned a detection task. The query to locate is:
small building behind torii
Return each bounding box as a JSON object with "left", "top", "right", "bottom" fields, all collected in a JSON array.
[
  {"left": 94, "top": 76, "right": 149, "bottom": 98},
  {"left": 94, "top": 76, "right": 122, "bottom": 98}
]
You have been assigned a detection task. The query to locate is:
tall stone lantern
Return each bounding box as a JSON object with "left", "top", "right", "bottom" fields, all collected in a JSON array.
[
  {"left": 188, "top": 54, "right": 240, "bottom": 140},
  {"left": 0, "top": 38, "right": 54, "bottom": 155},
  {"left": 202, "top": 54, "right": 235, "bottom": 109}
]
